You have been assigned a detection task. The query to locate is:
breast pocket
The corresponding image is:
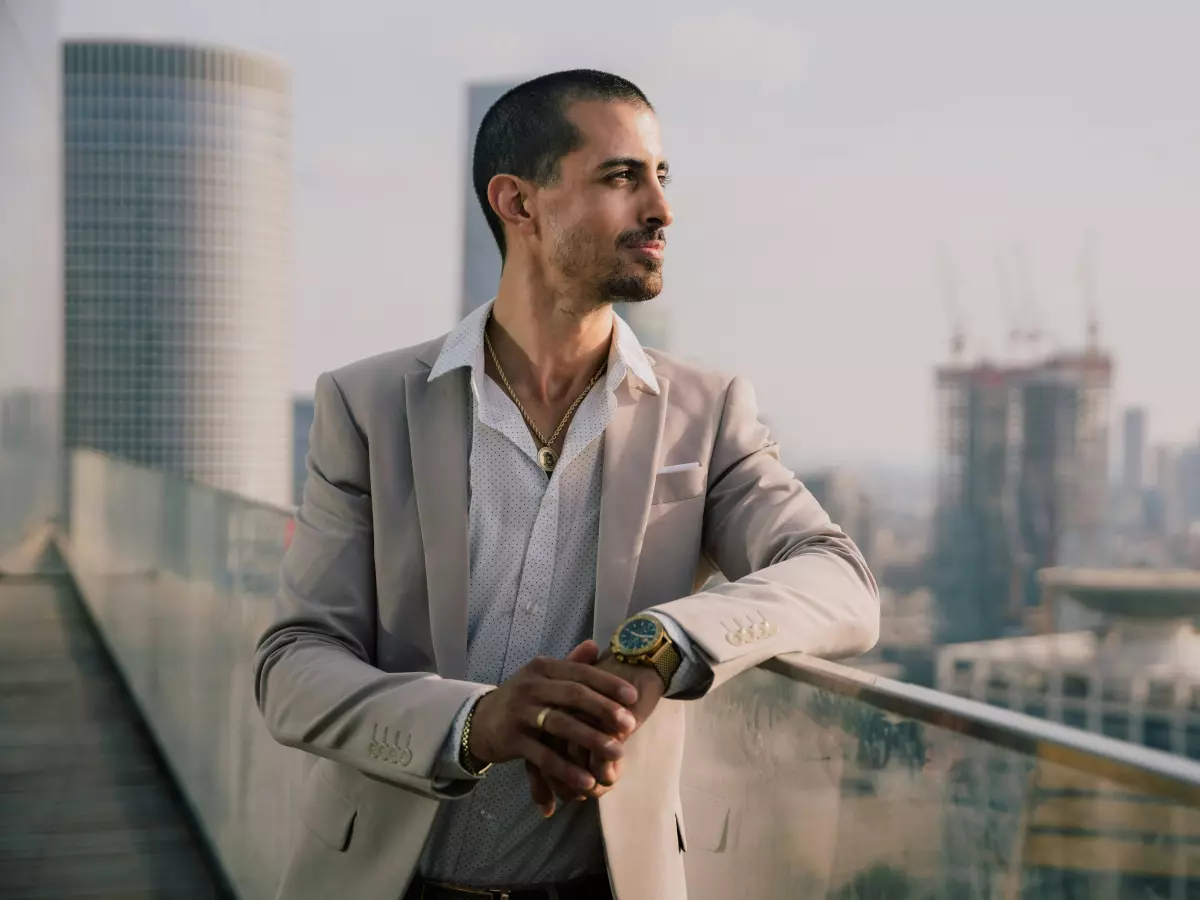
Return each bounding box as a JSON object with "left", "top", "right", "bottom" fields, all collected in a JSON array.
[{"left": 651, "top": 466, "right": 706, "bottom": 506}]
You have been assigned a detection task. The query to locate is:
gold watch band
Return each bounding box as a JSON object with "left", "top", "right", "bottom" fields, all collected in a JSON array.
[{"left": 648, "top": 638, "right": 682, "bottom": 691}]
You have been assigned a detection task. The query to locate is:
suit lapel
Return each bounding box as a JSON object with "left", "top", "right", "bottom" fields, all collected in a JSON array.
[
  {"left": 593, "top": 376, "right": 668, "bottom": 645},
  {"left": 405, "top": 366, "right": 470, "bottom": 680}
]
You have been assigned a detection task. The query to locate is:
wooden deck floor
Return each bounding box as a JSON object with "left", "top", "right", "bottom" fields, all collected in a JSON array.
[{"left": 0, "top": 576, "right": 229, "bottom": 899}]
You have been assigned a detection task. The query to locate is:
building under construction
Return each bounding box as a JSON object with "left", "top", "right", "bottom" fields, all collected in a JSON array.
[{"left": 933, "top": 348, "right": 1113, "bottom": 643}]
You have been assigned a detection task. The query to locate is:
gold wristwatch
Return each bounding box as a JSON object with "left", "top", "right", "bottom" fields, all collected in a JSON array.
[{"left": 610, "top": 614, "right": 681, "bottom": 691}]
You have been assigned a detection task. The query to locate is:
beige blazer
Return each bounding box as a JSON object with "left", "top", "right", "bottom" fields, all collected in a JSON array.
[{"left": 253, "top": 334, "right": 879, "bottom": 900}]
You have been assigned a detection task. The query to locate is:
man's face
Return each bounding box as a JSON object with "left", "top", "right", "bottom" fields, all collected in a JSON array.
[{"left": 535, "top": 100, "right": 673, "bottom": 305}]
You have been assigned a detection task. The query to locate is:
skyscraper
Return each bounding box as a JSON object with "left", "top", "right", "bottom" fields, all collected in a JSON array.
[
  {"left": 1122, "top": 406, "right": 1147, "bottom": 499},
  {"left": 461, "top": 82, "right": 511, "bottom": 320},
  {"left": 0, "top": 0, "right": 62, "bottom": 560},
  {"left": 458, "top": 80, "right": 671, "bottom": 349},
  {"left": 292, "top": 395, "right": 315, "bottom": 507},
  {"left": 63, "top": 41, "right": 293, "bottom": 507},
  {"left": 615, "top": 302, "right": 670, "bottom": 351},
  {"left": 933, "top": 350, "right": 1112, "bottom": 642}
]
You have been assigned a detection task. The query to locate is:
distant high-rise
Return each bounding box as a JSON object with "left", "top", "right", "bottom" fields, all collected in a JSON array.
[
  {"left": 292, "top": 396, "right": 315, "bottom": 507},
  {"left": 0, "top": 0, "right": 62, "bottom": 559},
  {"left": 63, "top": 41, "right": 293, "bottom": 507},
  {"left": 933, "top": 349, "right": 1113, "bottom": 642},
  {"left": 458, "top": 81, "right": 671, "bottom": 349},
  {"left": 801, "top": 468, "right": 872, "bottom": 565},
  {"left": 1122, "top": 406, "right": 1147, "bottom": 498},
  {"left": 615, "top": 302, "right": 671, "bottom": 351},
  {"left": 461, "top": 82, "right": 512, "bottom": 320}
]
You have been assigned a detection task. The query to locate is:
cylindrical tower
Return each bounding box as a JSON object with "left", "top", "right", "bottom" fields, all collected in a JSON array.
[{"left": 63, "top": 41, "right": 292, "bottom": 507}]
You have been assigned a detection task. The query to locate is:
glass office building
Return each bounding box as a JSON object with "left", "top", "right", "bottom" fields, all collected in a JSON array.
[
  {"left": 63, "top": 41, "right": 293, "bottom": 507},
  {"left": 0, "top": 0, "right": 62, "bottom": 563}
]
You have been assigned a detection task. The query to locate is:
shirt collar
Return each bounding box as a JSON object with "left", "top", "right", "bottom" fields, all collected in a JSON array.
[{"left": 428, "top": 298, "right": 660, "bottom": 396}]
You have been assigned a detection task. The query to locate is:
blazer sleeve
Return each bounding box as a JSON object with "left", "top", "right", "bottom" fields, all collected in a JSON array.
[
  {"left": 253, "top": 372, "right": 485, "bottom": 799},
  {"left": 649, "top": 375, "right": 880, "bottom": 698}
]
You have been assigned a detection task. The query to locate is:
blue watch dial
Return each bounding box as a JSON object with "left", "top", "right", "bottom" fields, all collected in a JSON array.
[{"left": 618, "top": 616, "right": 661, "bottom": 653}]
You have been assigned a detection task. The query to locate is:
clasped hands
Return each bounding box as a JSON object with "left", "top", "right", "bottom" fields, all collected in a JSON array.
[{"left": 467, "top": 639, "right": 665, "bottom": 817}]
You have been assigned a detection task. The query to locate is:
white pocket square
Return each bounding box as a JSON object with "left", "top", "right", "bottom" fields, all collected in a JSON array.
[{"left": 656, "top": 461, "right": 701, "bottom": 475}]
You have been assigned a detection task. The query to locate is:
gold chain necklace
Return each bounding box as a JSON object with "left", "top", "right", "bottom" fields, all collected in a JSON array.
[{"left": 483, "top": 318, "right": 606, "bottom": 474}]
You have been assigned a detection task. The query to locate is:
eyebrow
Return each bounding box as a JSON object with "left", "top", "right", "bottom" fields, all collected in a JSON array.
[{"left": 597, "top": 156, "right": 670, "bottom": 175}]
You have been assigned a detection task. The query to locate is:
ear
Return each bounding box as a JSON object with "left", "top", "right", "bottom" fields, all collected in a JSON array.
[{"left": 488, "top": 174, "right": 537, "bottom": 241}]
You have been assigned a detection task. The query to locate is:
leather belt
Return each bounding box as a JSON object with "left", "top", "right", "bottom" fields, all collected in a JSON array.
[{"left": 405, "top": 872, "right": 612, "bottom": 900}]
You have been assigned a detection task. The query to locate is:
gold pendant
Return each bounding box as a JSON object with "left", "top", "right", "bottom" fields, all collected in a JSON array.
[{"left": 537, "top": 446, "right": 557, "bottom": 473}]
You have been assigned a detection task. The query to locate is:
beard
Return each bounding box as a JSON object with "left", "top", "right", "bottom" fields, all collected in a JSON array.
[{"left": 551, "top": 224, "right": 664, "bottom": 304}]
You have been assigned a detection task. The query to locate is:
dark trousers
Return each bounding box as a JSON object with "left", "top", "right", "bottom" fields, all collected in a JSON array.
[{"left": 403, "top": 871, "right": 613, "bottom": 900}]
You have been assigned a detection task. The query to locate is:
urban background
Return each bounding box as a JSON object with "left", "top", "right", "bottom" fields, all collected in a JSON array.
[{"left": 3, "top": 2, "right": 1200, "bottom": 898}]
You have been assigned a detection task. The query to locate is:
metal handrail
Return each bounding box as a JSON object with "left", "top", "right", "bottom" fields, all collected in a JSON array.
[{"left": 770, "top": 651, "right": 1200, "bottom": 806}]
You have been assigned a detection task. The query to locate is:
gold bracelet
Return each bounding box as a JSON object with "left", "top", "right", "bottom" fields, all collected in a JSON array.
[{"left": 459, "top": 699, "right": 492, "bottom": 777}]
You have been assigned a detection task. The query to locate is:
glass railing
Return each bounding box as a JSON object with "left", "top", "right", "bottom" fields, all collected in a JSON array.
[
  {"left": 0, "top": 389, "right": 61, "bottom": 568},
  {"left": 60, "top": 450, "right": 1200, "bottom": 900},
  {"left": 0, "top": 443, "right": 61, "bottom": 571}
]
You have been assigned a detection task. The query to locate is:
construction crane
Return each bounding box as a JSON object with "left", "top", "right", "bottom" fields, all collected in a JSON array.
[
  {"left": 938, "top": 246, "right": 967, "bottom": 363},
  {"left": 995, "top": 250, "right": 1020, "bottom": 354},
  {"left": 1013, "top": 243, "right": 1044, "bottom": 351},
  {"left": 1077, "top": 232, "right": 1101, "bottom": 352}
]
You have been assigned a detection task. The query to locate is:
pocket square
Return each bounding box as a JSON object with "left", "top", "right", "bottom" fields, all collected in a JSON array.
[{"left": 657, "top": 461, "right": 701, "bottom": 475}]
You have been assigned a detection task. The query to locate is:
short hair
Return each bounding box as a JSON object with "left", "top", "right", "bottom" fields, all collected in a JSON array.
[{"left": 473, "top": 70, "right": 653, "bottom": 261}]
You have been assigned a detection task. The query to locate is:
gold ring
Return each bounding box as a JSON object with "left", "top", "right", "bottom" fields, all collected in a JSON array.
[{"left": 535, "top": 707, "right": 552, "bottom": 731}]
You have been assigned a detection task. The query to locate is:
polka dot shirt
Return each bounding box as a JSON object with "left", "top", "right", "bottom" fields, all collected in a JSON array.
[{"left": 417, "top": 301, "right": 660, "bottom": 885}]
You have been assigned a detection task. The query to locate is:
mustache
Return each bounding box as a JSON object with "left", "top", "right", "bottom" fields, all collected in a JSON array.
[{"left": 617, "top": 229, "right": 666, "bottom": 248}]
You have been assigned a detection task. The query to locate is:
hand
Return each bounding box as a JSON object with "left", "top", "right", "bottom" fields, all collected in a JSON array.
[
  {"left": 586, "top": 655, "right": 665, "bottom": 784},
  {"left": 469, "top": 641, "right": 639, "bottom": 797},
  {"left": 525, "top": 653, "right": 665, "bottom": 815}
]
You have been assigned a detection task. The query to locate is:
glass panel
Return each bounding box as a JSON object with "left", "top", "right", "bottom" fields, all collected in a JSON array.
[
  {"left": 682, "top": 661, "right": 1200, "bottom": 900},
  {"left": 62, "top": 450, "right": 1200, "bottom": 900}
]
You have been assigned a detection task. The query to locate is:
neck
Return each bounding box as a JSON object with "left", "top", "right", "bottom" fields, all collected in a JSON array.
[{"left": 488, "top": 267, "right": 612, "bottom": 405}]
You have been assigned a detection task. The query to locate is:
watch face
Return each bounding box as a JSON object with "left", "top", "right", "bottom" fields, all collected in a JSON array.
[{"left": 617, "top": 616, "right": 662, "bottom": 655}]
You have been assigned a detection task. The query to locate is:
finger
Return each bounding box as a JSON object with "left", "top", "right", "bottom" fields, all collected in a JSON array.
[
  {"left": 514, "top": 734, "right": 596, "bottom": 793},
  {"left": 589, "top": 749, "right": 619, "bottom": 788},
  {"left": 558, "top": 773, "right": 610, "bottom": 802},
  {"left": 547, "top": 774, "right": 583, "bottom": 804},
  {"left": 534, "top": 680, "right": 637, "bottom": 738},
  {"left": 531, "top": 657, "right": 639, "bottom": 706},
  {"left": 524, "top": 761, "right": 556, "bottom": 818},
  {"left": 535, "top": 707, "right": 624, "bottom": 759},
  {"left": 564, "top": 640, "right": 600, "bottom": 665},
  {"left": 554, "top": 739, "right": 615, "bottom": 799}
]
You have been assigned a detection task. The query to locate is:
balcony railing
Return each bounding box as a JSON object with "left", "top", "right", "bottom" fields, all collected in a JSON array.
[{"left": 48, "top": 449, "right": 1200, "bottom": 899}]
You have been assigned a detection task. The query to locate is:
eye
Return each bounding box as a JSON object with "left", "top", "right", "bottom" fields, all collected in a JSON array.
[
  {"left": 658, "top": 173, "right": 672, "bottom": 187},
  {"left": 607, "top": 170, "right": 634, "bottom": 183}
]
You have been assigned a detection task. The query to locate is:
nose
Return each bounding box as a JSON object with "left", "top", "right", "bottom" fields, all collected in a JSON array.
[{"left": 643, "top": 179, "right": 673, "bottom": 230}]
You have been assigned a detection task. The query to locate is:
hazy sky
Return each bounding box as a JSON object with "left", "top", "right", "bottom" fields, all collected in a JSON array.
[{"left": 60, "top": 1, "right": 1200, "bottom": 468}]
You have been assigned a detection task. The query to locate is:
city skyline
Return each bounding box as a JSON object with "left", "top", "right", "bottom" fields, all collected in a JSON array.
[{"left": 56, "top": 0, "right": 1200, "bottom": 469}]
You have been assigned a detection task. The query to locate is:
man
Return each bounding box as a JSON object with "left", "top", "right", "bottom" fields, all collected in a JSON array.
[{"left": 254, "top": 70, "right": 878, "bottom": 900}]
